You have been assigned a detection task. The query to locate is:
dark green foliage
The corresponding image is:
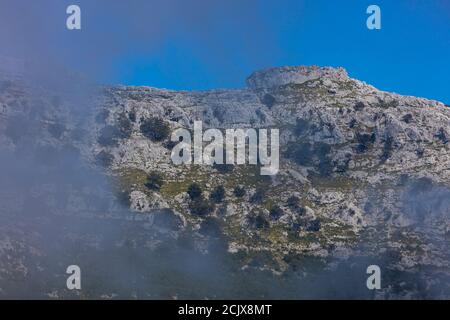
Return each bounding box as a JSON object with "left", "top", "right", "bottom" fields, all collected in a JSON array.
[
  {"left": 198, "top": 217, "right": 222, "bottom": 238},
  {"left": 261, "top": 93, "right": 276, "bottom": 109},
  {"left": 306, "top": 219, "right": 321, "bottom": 232},
  {"left": 285, "top": 142, "right": 333, "bottom": 176},
  {"left": 354, "top": 101, "right": 365, "bottom": 111},
  {"left": 250, "top": 187, "right": 265, "bottom": 204},
  {"left": 380, "top": 135, "right": 394, "bottom": 162},
  {"left": 269, "top": 205, "right": 283, "bottom": 220},
  {"left": 247, "top": 212, "right": 269, "bottom": 229},
  {"left": 163, "top": 140, "right": 177, "bottom": 150},
  {"left": 378, "top": 98, "right": 399, "bottom": 109},
  {"left": 317, "top": 157, "right": 334, "bottom": 176},
  {"left": 233, "top": 186, "right": 246, "bottom": 198},
  {"left": 355, "top": 132, "right": 376, "bottom": 153},
  {"left": 401, "top": 113, "right": 413, "bottom": 124},
  {"left": 287, "top": 195, "right": 300, "bottom": 208},
  {"left": 128, "top": 110, "right": 136, "bottom": 122},
  {"left": 213, "top": 107, "right": 225, "bottom": 123},
  {"left": 140, "top": 117, "right": 170, "bottom": 141},
  {"left": 416, "top": 148, "right": 424, "bottom": 158},
  {"left": 255, "top": 108, "right": 266, "bottom": 122},
  {"left": 189, "top": 198, "right": 214, "bottom": 216},
  {"left": 213, "top": 163, "right": 234, "bottom": 174},
  {"left": 187, "top": 183, "right": 202, "bottom": 200},
  {"left": 210, "top": 185, "right": 225, "bottom": 203},
  {"left": 286, "top": 142, "right": 314, "bottom": 166},
  {"left": 145, "top": 171, "right": 164, "bottom": 190},
  {"left": 95, "top": 150, "right": 114, "bottom": 167},
  {"left": 435, "top": 128, "right": 448, "bottom": 144}
]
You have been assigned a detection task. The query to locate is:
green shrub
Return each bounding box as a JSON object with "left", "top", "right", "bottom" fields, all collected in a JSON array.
[
  {"left": 287, "top": 195, "right": 300, "bottom": 208},
  {"left": 140, "top": 117, "right": 170, "bottom": 142},
  {"left": 261, "top": 93, "right": 276, "bottom": 109},
  {"left": 247, "top": 212, "right": 269, "bottom": 229},
  {"left": 187, "top": 183, "right": 202, "bottom": 200},
  {"left": 213, "top": 163, "right": 234, "bottom": 174},
  {"left": 250, "top": 187, "right": 265, "bottom": 204},
  {"left": 269, "top": 205, "right": 283, "bottom": 220},
  {"left": 233, "top": 186, "right": 246, "bottom": 198},
  {"left": 210, "top": 185, "right": 225, "bottom": 203},
  {"left": 145, "top": 171, "right": 164, "bottom": 190},
  {"left": 189, "top": 198, "right": 214, "bottom": 216}
]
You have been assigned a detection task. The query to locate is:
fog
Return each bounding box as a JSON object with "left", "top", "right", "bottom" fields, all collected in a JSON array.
[{"left": 0, "top": 0, "right": 448, "bottom": 299}]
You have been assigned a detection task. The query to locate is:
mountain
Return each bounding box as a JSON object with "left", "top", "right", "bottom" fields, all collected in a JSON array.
[{"left": 1, "top": 64, "right": 450, "bottom": 298}]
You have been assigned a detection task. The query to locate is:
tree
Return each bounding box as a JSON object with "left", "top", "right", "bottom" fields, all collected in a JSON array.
[
  {"left": 250, "top": 187, "right": 265, "bottom": 204},
  {"left": 187, "top": 183, "right": 202, "bottom": 200},
  {"left": 269, "top": 205, "right": 283, "bottom": 220},
  {"left": 189, "top": 198, "right": 214, "bottom": 216},
  {"left": 140, "top": 117, "right": 170, "bottom": 142},
  {"left": 287, "top": 195, "right": 300, "bottom": 209},
  {"left": 210, "top": 185, "right": 225, "bottom": 203},
  {"left": 145, "top": 171, "right": 164, "bottom": 190},
  {"left": 233, "top": 186, "right": 246, "bottom": 198}
]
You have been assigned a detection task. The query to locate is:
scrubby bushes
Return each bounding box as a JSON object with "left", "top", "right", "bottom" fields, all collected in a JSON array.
[
  {"left": 435, "top": 128, "right": 448, "bottom": 144},
  {"left": 380, "top": 135, "right": 394, "bottom": 162},
  {"left": 261, "top": 93, "right": 276, "bottom": 109},
  {"left": 247, "top": 212, "right": 269, "bottom": 229},
  {"left": 233, "top": 186, "right": 246, "bottom": 198},
  {"left": 250, "top": 187, "right": 265, "bottom": 204},
  {"left": 213, "top": 163, "right": 234, "bottom": 174},
  {"left": 145, "top": 171, "right": 164, "bottom": 190},
  {"left": 269, "top": 205, "right": 283, "bottom": 220},
  {"left": 355, "top": 132, "right": 376, "bottom": 153},
  {"left": 187, "top": 183, "right": 202, "bottom": 200},
  {"left": 285, "top": 141, "right": 334, "bottom": 176},
  {"left": 140, "top": 117, "right": 170, "bottom": 141},
  {"left": 306, "top": 219, "right": 321, "bottom": 232},
  {"left": 210, "top": 185, "right": 225, "bottom": 203},
  {"left": 128, "top": 110, "right": 136, "bottom": 123},
  {"left": 189, "top": 198, "right": 214, "bottom": 216},
  {"left": 287, "top": 196, "right": 300, "bottom": 208}
]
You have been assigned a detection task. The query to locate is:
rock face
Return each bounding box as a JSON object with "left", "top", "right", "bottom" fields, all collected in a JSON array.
[
  {"left": 86, "top": 66, "right": 450, "bottom": 273},
  {"left": 1, "top": 64, "right": 450, "bottom": 298}
]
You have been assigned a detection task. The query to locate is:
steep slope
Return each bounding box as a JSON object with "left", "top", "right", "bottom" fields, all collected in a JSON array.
[
  {"left": 1, "top": 64, "right": 450, "bottom": 297},
  {"left": 90, "top": 66, "right": 450, "bottom": 273}
]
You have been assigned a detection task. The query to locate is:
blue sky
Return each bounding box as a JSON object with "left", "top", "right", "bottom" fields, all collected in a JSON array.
[
  {"left": 106, "top": 1, "right": 450, "bottom": 103},
  {"left": 3, "top": 1, "right": 448, "bottom": 103}
]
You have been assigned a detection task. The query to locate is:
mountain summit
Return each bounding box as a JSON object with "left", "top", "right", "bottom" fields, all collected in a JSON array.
[{"left": 1, "top": 65, "right": 450, "bottom": 298}]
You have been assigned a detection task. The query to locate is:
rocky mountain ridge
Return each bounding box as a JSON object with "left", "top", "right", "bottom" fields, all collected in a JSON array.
[{"left": 1, "top": 64, "right": 450, "bottom": 297}]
